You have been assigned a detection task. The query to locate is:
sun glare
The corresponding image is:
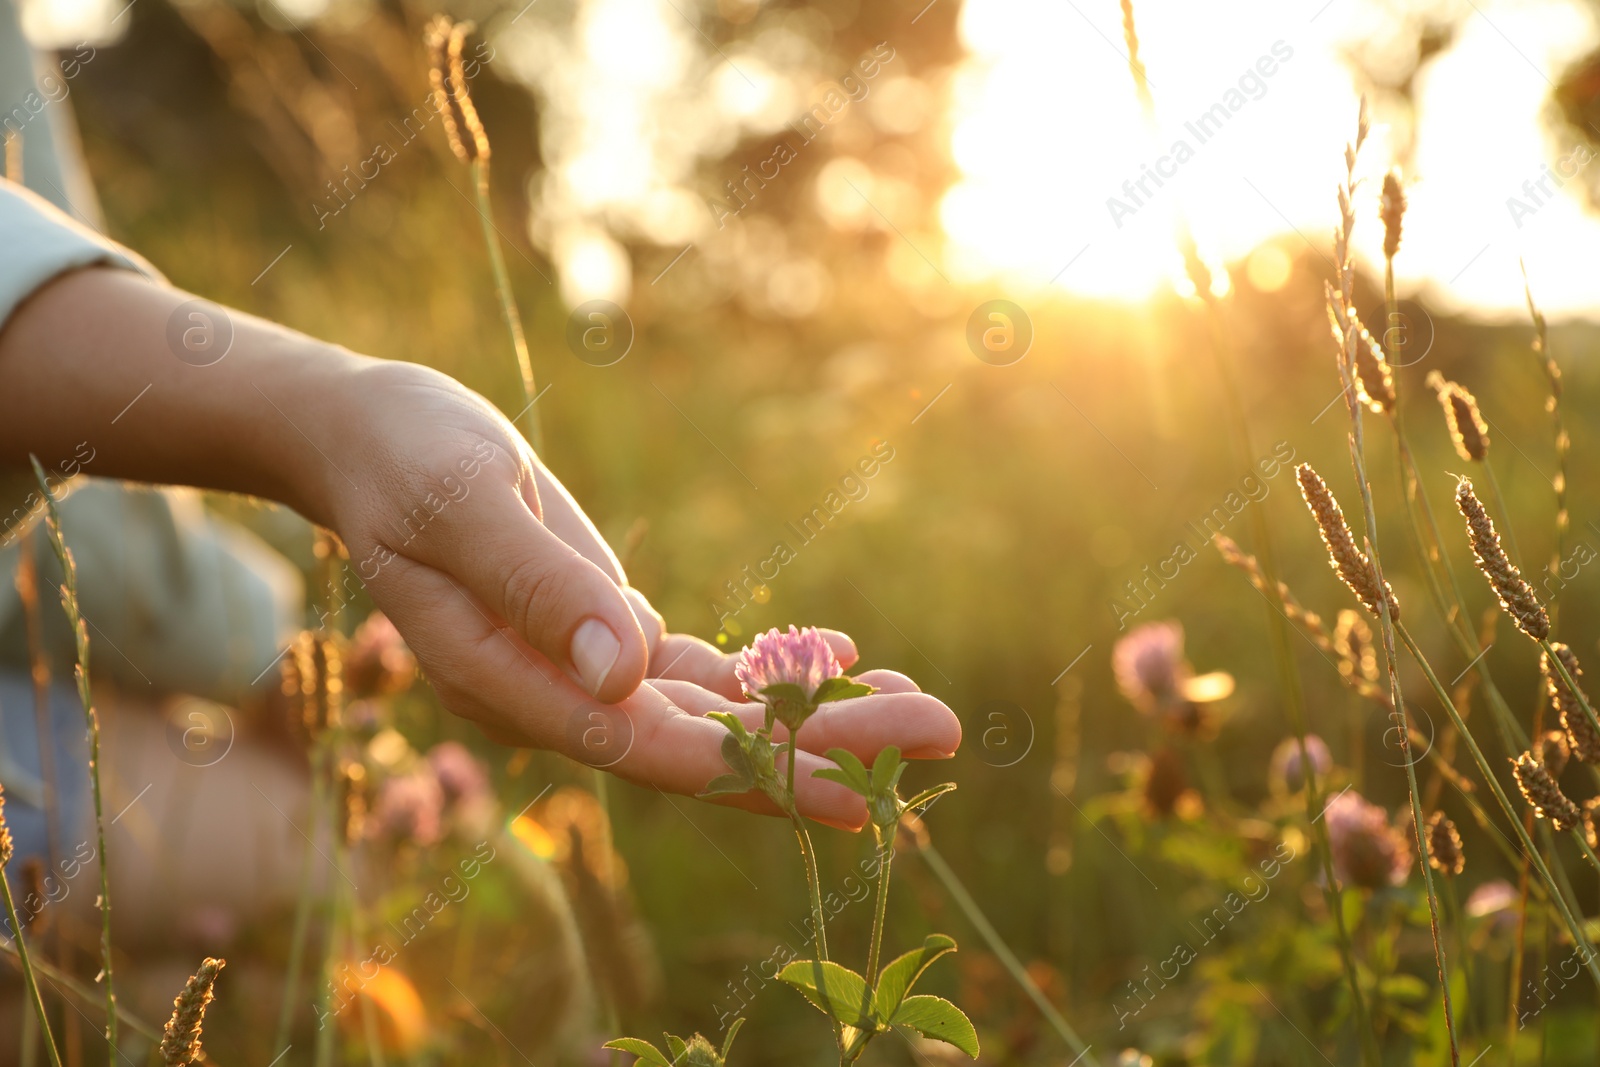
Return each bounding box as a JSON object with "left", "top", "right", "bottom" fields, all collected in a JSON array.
[{"left": 943, "top": 0, "right": 1600, "bottom": 314}]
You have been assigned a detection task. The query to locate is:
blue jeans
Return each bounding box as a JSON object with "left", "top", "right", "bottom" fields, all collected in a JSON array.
[{"left": 0, "top": 670, "right": 89, "bottom": 874}]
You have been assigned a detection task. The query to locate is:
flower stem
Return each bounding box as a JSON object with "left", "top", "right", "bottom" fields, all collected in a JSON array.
[
  {"left": 1, "top": 860, "right": 63, "bottom": 1067},
  {"left": 865, "top": 832, "right": 891, "bottom": 986},
  {"left": 786, "top": 749, "right": 828, "bottom": 964},
  {"left": 470, "top": 159, "right": 543, "bottom": 455}
]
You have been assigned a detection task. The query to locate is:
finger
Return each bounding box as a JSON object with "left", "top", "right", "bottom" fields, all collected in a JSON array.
[
  {"left": 531, "top": 458, "right": 628, "bottom": 583},
  {"left": 623, "top": 587, "right": 667, "bottom": 658},
  {"left": 649, "top": 682, "right": 960, "bottom": 762},
  {"left": 405, "top": 474, "right": 648, "bottom": 702},
  {"left": 363, "top": 555, "right": 590, "bottom": 746},
  {"left": 649, "top": 628, "right": 862, "bottom": 698},
  {"left": 852, "top": 669, "right": 921, "bottom": 694},
  {"left": 648, "top": 634, "right": 745, "bottom": 698},
  {"left": 367, "top": 561, "right": 862, "bottom": 825}
]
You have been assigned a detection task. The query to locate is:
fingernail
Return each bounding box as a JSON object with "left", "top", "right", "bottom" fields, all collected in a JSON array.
[{"left": 571, "top": 618, "right": 622, "bottom": 696}]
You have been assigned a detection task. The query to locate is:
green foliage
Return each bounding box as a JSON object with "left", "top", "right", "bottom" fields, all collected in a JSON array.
[
  {"left": 604, "top": 1023, "right": 743, "bottom": 1067},
  {"left": 699, "top": 712, "right": 788, "bottom": 810},
  {"left": 872, "top": 934, "right": 957, "bottom": 1020},
  {"left": 777, "top": 936, "right": 977, "bottom": 1061},
  {"left": 888, "top": 996, "right": 980, "bottom": 1058}
]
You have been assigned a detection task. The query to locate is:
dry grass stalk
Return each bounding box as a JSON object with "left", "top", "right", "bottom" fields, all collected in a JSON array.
[
  {"left": 1381, "top": 171, "right": 1406, "bottom": 261},
  {"left": 1455, "top": 479, "right": 1547, "bottom": 639},
  {"left": 1425, "top": 811, "right": 1464, "bottom": 875},
  {"left": 1544, "top": 643, "right": 1600, "bottom": 763},
  {"left": 160, "top": 957, "right": 225, "bottom": 1067},
  {"left": 1296, "top": 463, "right": 1401, "bottom": 621},
  {"left": 1353, "top": 315, "right": 1396, "bottom": 414},
  {"left": 1427, "top": 373, "right": 1490, "bottom": 462},
  {"left": 1511, "top": 752, "right": 1579, "bottom": 831},
  {"left": 425, "top": 16, "right": 490, "bottom": 164},
  {"left": 1333, "top": 610, "right": 1378, "bottom": 686},
  {"left": 1213, "top": 535, "right": 1390, "bottom": 706},
  {"left": 1585, "top": 796, "right": 1600, "bottom": 849},
  {"left": 283, "top": 630, "right": 344, "bottom": 738},
  {"left": 0, "top": 782, "right": 12, "bottom": 867}
]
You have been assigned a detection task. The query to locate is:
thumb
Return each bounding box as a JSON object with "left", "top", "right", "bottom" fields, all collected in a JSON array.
[{"left": 388, "top": 476, "right": 649, "bottom": 702}]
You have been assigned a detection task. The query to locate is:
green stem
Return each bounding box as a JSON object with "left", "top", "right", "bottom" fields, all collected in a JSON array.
[
  {"left": 1572, "top": 830, "right": 1600, "bottom": 875},
  {"left": 470, "top": 159, "right": 543, "bottom": 455},
  {"left": 1396, "top": 622, "right": 1600, "bottom": 988},
  {"left": 916, "top": 843, "right": 1098, "bottom": 1066},
  {"left": 1, "top": 863, "right": 63, "bottom": 1067},
  {"left": 865, "top": 833, "right": 891, "bottom": 986},
  {"left": 1331, "top": 294, "right": 1458, "bottom": 1064},
  {"left": 0, "top": 939, "right": 163, "bottom": 1045},
  {"left": 786, "top": 748, "right": 828, "bottom": 965},
  {"left": 276, "top": 743, "right": 329, "bottom": 1052},
  {"left": 341, "top": 842, "right": 386, "bottom": 1067}
]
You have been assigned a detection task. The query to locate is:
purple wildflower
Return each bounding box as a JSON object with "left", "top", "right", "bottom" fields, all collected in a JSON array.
[
  {"left": 1269, "top": 735, "right": 1333, "bottom": 793},
  {"left": 427, "top": 741, "right": 490, "bottom": 805},
  {"left": 370, "top": 768, "right": 445, "bottom": 847},
  {"left": 1112, "top": 621, "right": 1190, "bottom": 708},
  {"left": 1324, "top": 790, "right": 1410, "bottom": 889},
  {"left": 1465, "top": 879, "right": 1517, "bottom": 919},
  {"left": 734, "top": 625, "right": 842, "bottom": 703}
]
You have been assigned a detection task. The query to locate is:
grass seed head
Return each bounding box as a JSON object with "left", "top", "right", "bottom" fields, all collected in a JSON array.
[
  {"left": 1536, "top": 729, "right": 1571, "bottom": 779},
  {"left": 425, "top": 16, "right": 491, "bottom": 165},
  {"left": 1455, "top": 478, "right": 1547, "bottom": 639},
  {"left": 1429, "top": 373, "right": 1490, "bottom": 462},
  {"left": 1512, "top": 752, "right": 1579, "bottom": 831},
  {"left": 1425, "top": 811, "right": 1464, "bottom": 875},
  {"left": 161, "top": 957, "right": 225, "bottom": 1067},
  {"left": 1352, "top": 312, "right": 1395, "bottom": 414},
  {"left": 0, "top": 783, "right": 11, "bottom": 868},
  {"left": 1296, "top": 463, "right": 1400, "bottom": 621},
  {"left": 1544, "top": 643, "right": 1600, "bottom": 762},
  {"left": 1334, "top": 609, "right": 1378, "bottom": 684},
  {"left": 1381, "top": 170, "right": 1406, "bottom": 260}
]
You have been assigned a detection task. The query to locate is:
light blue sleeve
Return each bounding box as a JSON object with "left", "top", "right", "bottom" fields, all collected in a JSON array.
[{"left": 0, "top": 177, "right": 161, "bottom": 328}]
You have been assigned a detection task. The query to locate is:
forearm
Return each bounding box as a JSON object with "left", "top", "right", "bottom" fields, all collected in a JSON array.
[{"left": 0, "top": 267, "right": 357, "bottom": 524}]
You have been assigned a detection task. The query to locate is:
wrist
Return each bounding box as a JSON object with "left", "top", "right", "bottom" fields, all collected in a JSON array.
[{"left": 229, "top": 332, "right": 373, "bottom": 529}]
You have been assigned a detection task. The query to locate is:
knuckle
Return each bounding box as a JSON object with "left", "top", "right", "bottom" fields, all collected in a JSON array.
[{"left": 499, "top": 555, "right": 578, "bottom": 638}]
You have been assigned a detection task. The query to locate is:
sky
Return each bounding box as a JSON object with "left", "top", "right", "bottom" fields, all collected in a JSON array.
[{"left": 21, "top": 0, "right": 1600, "bottom": 317}]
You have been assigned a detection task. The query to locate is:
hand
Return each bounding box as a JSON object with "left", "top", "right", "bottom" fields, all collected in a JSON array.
[{"left": 314, "top": 360, "right": 960, "bottom": 826}]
